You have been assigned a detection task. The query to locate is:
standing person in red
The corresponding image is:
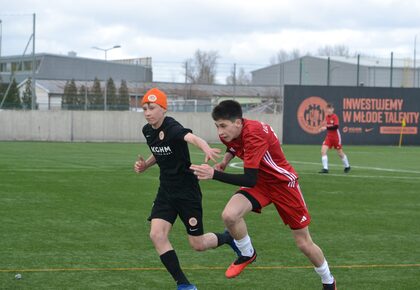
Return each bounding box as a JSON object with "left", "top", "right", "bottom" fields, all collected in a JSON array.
[
  {"left": 190, "top": 100, "right": 337, "bottom": 290},
  {"left": 318, "top": 103, "right": 350, "bottom": 174}
]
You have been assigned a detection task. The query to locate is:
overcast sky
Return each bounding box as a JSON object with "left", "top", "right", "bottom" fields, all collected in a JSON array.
[{"left": 2, "top": 0, "right": 420, "bottom": 80}]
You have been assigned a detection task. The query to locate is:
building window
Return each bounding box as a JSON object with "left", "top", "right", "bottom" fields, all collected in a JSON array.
[
  {"left": 11, "top": 62, "right": 20, "bottom": 72},
  {"left": 0, "top": 62, "right": 7, "bottom": 72},
  {"left": 24, "top": 61, "right": 33, "bottom": 71},
  {"left": 0, "top": 62, "right": 11, "bottom": 72},
  {"left": 0, "top": 60, "right": 40, "bottom": 72}
]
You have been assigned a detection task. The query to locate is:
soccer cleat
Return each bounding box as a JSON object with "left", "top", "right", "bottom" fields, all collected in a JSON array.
[
  {"left": 224, "top": 230, "right": 241, "bottom": 256},
  {"left": 319, "top": 169, "right": 329, "bottom": 174},
  {"left": 225, "top": 250, "right": 257, "bottom": 278},
  {"left": 344, "top": 166, "right": 351, "bottom": 173},
  {"left": 177, "top": 284, "right": 197, "bottom": 290},
  {"left": 322, "top": 280, "right": 337, "bottom": 290}
]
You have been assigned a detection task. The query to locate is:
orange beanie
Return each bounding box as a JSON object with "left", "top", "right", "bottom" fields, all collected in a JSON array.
[{"left": 141, "top": 88, "right": 167, "bottom": 109}]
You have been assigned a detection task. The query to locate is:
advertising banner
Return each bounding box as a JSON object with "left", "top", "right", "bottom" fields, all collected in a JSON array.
[{"left": 283, "top": 85, "right": 420, "bottom": 145}]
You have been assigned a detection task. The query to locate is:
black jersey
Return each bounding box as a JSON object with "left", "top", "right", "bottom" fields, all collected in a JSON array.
[{"left": 143, "top": 116, "right": 198, "bottom": 190}]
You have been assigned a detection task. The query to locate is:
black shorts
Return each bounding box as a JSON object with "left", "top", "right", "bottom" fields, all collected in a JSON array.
[{"left": 148, "top": 186, "right": 204, "bottom": 236}]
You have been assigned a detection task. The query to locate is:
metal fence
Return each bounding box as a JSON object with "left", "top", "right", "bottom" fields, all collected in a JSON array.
[
  {"left": 1, "top": 52, "right": 418, "bottom": 113},
  {"left": 152, "top": 54, "right": 420, "bottom": 88}
]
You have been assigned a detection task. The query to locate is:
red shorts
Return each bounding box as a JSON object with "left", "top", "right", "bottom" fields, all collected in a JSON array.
[
  {"left": 238, "top": 180, "right": 311, "bottom": 230},
  {"left": 323, "top": 136, "right": 342, "bottom": 149}
]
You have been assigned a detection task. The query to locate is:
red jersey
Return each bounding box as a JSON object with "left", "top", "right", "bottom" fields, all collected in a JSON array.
[
  {"left": 220, "top": 119, "right": 298, "bottom": 185},
  {"left": 325, "top": 113, "right": 339, "bottom": 138}
]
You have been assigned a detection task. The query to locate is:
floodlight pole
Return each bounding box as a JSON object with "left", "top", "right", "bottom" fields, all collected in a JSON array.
[
  {"left": 92, "top": 45, "right": 121, "bottom": 59},
  {"left": 91, "top": 45, "right": 121, "bottom": 110},
  {"left": 31, "top": 13, "right": 36, "bottom": 110},
  {"left": 0, "top": 19, "right": 2, "bottom": 58}
]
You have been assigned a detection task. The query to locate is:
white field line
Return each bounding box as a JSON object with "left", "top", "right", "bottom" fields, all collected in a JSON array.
[
  {"left": 290, "top": 160, "right": 420, "bottom": 175},
  {"left": 192, "top": 149, "right": 420, "bottom": 175},
  {"left": 229, "top": 162, "right": 420, "bottom": 180},
  {"left": 298, "top": 172, "right": 420, "bottom": 181}
]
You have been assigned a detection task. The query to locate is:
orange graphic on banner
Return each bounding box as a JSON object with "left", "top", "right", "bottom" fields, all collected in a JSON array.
[
  {"left": 380, "top": 126, "right": 417, "bottom": 135},
  {"left": 297, "top": 96, "right": 328, "bottom": 134}
]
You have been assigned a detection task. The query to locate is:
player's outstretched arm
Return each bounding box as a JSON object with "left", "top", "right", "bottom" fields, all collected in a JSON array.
[
  {"left": 190, "top": 163, "right": 258, "bottom": 187},
  {"left": 134, "top": 154, "right": 156, "bottom": 174},
  {"left": 214, "top": 152, "right": 234, "bottom": 171},
  {"left": 184, "top": 133, "right": 221, "bottom": 163}
]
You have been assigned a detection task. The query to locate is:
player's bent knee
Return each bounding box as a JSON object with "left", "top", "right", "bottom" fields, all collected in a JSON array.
[
  {"left": 149, "top": 230, "right": 168, "bottom": 244},
  {"left": 221, "top": 209, "right": 239, "bottom": 225}
]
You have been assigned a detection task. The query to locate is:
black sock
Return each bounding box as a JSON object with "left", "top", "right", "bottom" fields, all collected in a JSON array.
[
  {"left": 160, "top": 250, "right": 189, "bottom": 285},
  {"left": 214, "top": 231, "right": 233, "bottom": 247}
]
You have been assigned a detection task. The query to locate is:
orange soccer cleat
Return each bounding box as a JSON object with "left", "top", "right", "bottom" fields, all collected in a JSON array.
[{"left": 225, "top": 251, "right": 257, "bottom": 279}]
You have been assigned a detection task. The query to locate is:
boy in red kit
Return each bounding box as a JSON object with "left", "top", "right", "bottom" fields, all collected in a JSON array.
[
  {"left": 319, "top": 103, "right": 350, "bottom": 174},
  {"left": 190, "top": 100, "right": 337, "bottom": 290}
]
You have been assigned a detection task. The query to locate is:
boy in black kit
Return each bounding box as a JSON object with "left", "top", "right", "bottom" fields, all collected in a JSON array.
[{"left": 134, "top": 88, "right": 238, "bottom": 290}]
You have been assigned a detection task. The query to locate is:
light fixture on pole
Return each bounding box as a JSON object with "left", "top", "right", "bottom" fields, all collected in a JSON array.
[
  {"left": 91, "top": 45, "right": 121, "bottom": 110},
  {"left": 91, "top": 45, "right": 121, "bottom": 60}
]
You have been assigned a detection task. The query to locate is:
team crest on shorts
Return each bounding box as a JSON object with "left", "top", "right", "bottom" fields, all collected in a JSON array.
[
  {"left": 189, "top": 217, "right": 198, "bottom": 227},
  {"left": 159, "top": 131, "right": 165, "bottom": 140}
]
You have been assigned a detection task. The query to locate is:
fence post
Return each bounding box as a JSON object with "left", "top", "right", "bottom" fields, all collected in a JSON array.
[
  {"left": 390, "top": 52, "right": 394, "bottom": 87},
  {"left": 233, "top": 63, "right": 236, "bottom": 97},
  {"left": 184, "top": 61, "right": 188, "bottom": 99},
  {"left": 278, "top": 62, "right": 281, "bottom": 86},
  {"left": 299, "top": 57, "right": 302, "bottom": 85},
  {"left": 414, "top": 35, "right": 417, "bottom": 87},
  {"left": 356, "top": 54, "right": 360, "bottom": 86},
  {"left": 327, "top": 57, "right": 331, "bottom": 86}
]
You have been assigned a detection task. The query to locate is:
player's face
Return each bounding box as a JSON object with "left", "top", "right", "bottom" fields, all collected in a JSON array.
[
  {"left": 214, "top": 119, "right": 242, "bottom": 142},
  {"left": 326, "top": 107, "right": 334, "bottom": 115},
  {"left": 142, "top": 103, "right": 166, "bottom": 128}
]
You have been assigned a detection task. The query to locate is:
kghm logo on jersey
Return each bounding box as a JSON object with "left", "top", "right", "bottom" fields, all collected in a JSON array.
[
  {"left": 297, "top": 96, "right": 328, "bottom": 134},
  {"left": 150, "top": 146, "right": 172, "bottom": 155}
]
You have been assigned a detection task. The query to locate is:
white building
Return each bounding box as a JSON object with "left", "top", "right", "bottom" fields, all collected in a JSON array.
[{"left": 251, "top": 55, "right": 418, "bottom": 88}]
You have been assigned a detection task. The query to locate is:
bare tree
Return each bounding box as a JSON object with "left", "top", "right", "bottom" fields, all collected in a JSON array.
[
  {"left": 184, "top": 49, "right": 220, "bottom": 84},
  {"left": 318, "top": 45, "right": 350, "bottom": 57},
  {"left": 226, "top": 66, "right": 251, "bottom": 85},
  {"left": 269, "top": 49, "right": 306, "bottom": 64},
  {"left": 290, "top": 49, "right": 302, "bottom": 60}
]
